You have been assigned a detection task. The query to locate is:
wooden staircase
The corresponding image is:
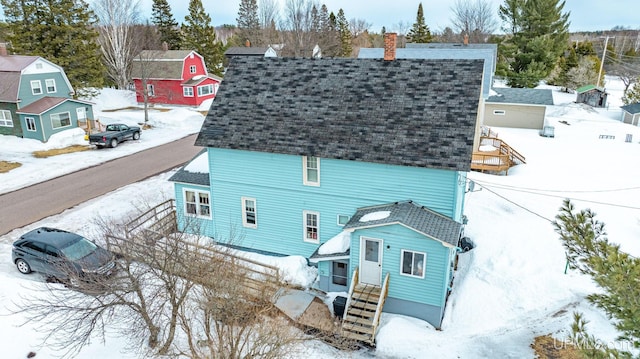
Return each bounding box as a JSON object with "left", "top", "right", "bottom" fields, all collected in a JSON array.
[{"left": 341, "top": 268, "right": 390, "bottom": 345}]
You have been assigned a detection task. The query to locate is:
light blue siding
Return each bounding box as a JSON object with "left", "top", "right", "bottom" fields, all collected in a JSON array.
[
  {"left": 205, "top": 148, "right": 464, "bottom": 257},
  {"left": 349, "top": 224, "right": 451, "bottom": 307},
  {"left": 173, "top": 182, "right": 215, "bottom": 235}
]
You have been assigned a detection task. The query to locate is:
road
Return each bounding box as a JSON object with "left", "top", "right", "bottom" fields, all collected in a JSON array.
[{"left": 0, "top": 134, "right": 202, "bottom": 236}]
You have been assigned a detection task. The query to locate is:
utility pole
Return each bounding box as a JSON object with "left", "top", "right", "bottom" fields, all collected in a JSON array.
[{"left": 597, "top": 36, "right": 614, "bottom": 88}]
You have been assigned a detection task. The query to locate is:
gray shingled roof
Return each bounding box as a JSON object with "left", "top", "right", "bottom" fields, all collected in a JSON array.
[
  {"left": 344, "top": 200, "right": 462, "bottom": 247},
  {"left": 487, "top": 87, "right": 554, "bottom": 106},
  {"left": 168, "top": 149, "right": 210, "bottom": 186},
  {"left": 131, "top": 50, "right": 196, "bottom": 80},
  {"left": 195, "top": 56, "right": 483, "bottom": 172},
  {"left": 358, "top": 44, "right": 496, "bottom": 99},
  {"left": 621, "top": 103, "right": 640, "bottom": 114},
  {"left": 224, "top": 47, "right": 271, "bottom": 56}
]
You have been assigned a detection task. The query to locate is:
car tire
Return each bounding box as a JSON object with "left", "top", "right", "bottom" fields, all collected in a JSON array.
[
  {"left": 133, "top": 132, "right": 140, "bottom": 140},
  {"left": 16, "top": 259, "right": 32, "bottom": 274},
  {"left": 110, "top": 138, "right": 118, "bottom": 148}
]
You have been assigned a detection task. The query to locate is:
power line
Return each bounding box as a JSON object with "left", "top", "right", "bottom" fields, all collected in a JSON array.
[{"left": 471, "top": 180, "right": 640, "bottom": 210}]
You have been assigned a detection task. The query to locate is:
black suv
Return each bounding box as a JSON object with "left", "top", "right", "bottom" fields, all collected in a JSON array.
[{"left": 12, "top": 227, "right": 116, "bottom": 284}]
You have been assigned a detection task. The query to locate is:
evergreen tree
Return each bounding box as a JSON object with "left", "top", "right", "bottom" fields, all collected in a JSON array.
[
  {"left": 407, "top": 3, "right": 432, "bottom": 43},
  {"left": 236, "top": 0, "right": 260, "bottom": 46},
  {"left": 498, "top": 0, "right": 570, "bottom": 88},
  {"left": 316, "top": 5, "right": 339, "bottom": 57},
  {"left": 1, "top": 0, "right": 105, "bottom": 97},
  {"left": 182, "top": 0, "right": 224, "bottom": 76},
  {"left": 336, "top": 9, "right": 351, "bottom": 57},
  {"left": 152, "top": 0, "right": 182, "bottom": 49},
  {"left": 623, "top": 78, "right": 640, "bottom": 105},
  {"left": 553, "top": 199, "right": 640, "bottom": 354}
]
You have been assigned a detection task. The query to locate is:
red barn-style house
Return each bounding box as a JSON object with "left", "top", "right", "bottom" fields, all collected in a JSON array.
[{"left": 131, "top": 50, "right": 222, "bottom": 107}]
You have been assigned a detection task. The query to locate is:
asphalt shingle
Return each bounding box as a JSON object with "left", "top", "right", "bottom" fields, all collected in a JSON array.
[{"left": 195, "top": 56, "right": 484, "bottom": 172}]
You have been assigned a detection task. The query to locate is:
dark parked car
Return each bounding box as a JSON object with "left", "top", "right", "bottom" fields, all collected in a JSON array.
[
  {"left": 89, "top": 123, "right": 141, "bottom": 148},
  {"left": 12, "top": 227, "right": 116, "bottom": 285}
]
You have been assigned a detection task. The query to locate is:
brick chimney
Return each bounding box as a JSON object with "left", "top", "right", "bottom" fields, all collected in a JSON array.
[
  {"left": 0, "top": 43, "right": 7, "bottom": 56},
  {"left": 384, "top": 33, "right": 397, "bottom": 61},
  {"left": 463, "top": 34, "right": 469, "bottom": 46},
  {"left": 245, "top": 39, "right": 251, "bottom": 47}
]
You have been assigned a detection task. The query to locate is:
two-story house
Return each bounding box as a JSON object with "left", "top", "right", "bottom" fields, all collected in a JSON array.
[
  {"left": 0, "top": 47, "right": 94, "bottom": 142},
  {"left": 130, "top": 50, "right": 222, "bottom": 107},
  {"left": 169, "top": 34, "right": 484, "bottom": 329}
]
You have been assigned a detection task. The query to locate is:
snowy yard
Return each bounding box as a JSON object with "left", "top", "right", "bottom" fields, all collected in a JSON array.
[{"left": 1, "top": 78, "right": 640, "bottom": 358}]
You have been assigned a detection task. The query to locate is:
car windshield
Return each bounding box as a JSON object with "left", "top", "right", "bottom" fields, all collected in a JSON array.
[{"left": 60, "top": 237, "right": 98, "bottom": 261}]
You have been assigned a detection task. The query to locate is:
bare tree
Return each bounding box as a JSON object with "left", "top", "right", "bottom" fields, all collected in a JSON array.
[
  {"left": 92, "top": 0, "right": 141, "bottom": 89},
  {"left": 280, "top": 0, "right": 317, "bottom": 56},
  {"left": 566, "top": 57, "right": 601, "bottom": 91},
  {"left": 450, "top": 0, "right": 497, "bottom": 43},
  {"left": 259, "top": 0, "right": 280, "bottom": 29},
  {"left": 10, "top": 204, "right": 307, "bottom": 358}
]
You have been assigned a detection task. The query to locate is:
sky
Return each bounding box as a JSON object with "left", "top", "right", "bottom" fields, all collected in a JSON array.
[
  {"left": 135, "top": 0, "right": 640, "bottom": 34},
  {"left": 1, "top": 76, "right": 640, "bottom": 357}
]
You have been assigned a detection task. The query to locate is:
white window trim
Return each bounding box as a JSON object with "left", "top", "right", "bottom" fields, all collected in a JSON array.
[
  {"left": 241, "top": 197, "right": 257, "bottom": 228},
  {"left": 25, "top": 117, "right": 36, "bottom": 131},
  {"left": 183, "top": 87, "right": 194, "bottom": 97},
  {"left": 493, "top": 110, "right": 506, "bottom": 116},
  {"left": 45, "top": 79, "right": 57, "bottom": 93},
  {"left": 183, "top": 188, "right": 212, "bottom": 219},
  {"left": 50, "top": 111, "right": 71, "bottom": 129},
  {"left": 190, "top": 65, "right": 197, "bottom": 74},
  {"left": 400, "top": 249, "right": 427, "bottom": 279},
  {"left": 337, "top": 214, "right": 350, "bottom": 226},
  {"left": 303, "top": 210, "right": 320, "bottom": 243},
  {"left": 0, "top": 110, "right": 13, "bottom": 127},
  {"left": 30, "top": 80, "right": 42, "bottom": 95},
  {"left": 146, "top": 84, "right": 155, "bottom": 97},
  {"left": 302, "top": 156, "right": 320, "bottom": 186},
  {"left": 197, "top": 84, "right": 213, "bottom": 96}
]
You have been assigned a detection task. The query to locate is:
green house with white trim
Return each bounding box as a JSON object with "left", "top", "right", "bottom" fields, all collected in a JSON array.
[
  {"left": 170, "top": 35, "right": 483, "bottom": 334},
  {"left": 0, "top": 53, "right": 94, "bottom": 141}
]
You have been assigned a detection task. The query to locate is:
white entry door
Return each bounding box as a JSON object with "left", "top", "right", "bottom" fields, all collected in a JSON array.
[
  {"left": 359, "top": 237, "right": 382, "bottom": 286},
  {"left": 76, "top": 107, "right": 86, "bottom": 121}
]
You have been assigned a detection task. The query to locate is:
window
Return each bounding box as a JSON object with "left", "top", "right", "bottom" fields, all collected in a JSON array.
[
  {"left": 50, "top": 112, "right": 70, "bottom": 129},
  {"left": 184, "top": 189, "right": 211, "bottom": 218},
  {"left": 31, "top": 80, "right": 42, "bottom": 95},
  {"left": 302, "top": 156, "right": 320, "bottom": 186},
  {"left": 25, "top": 117, "right": 36, "bottom": 131},
  {"left": 303, "top": 211, "right": 319, "bottom": 243},
  {"left": 146, "top": 84, "right": 155, "bottom": 97},
  {"left": 337, "top": 214, "right": 350, "bottom": 226},
  {"left": 332, "top": 262, "right": 348, "bottom": 286},
  {"left": 197, "top": 84, "right": 213, "bottom": 96},
  {"left": 242, "top": 197, "right": 257, "bottom": 228},
  {"left": 401, "top": 250, "right": 426, "bottom": 278},
  {"left": 0, "top": 110, "right": 13, "bottom": 127},
  {"left": 189, "top": 65, "right": 196, "bottom": 74},
  {"left": 35, "top": 62, "right": 43, "bottom": 69},
  {"left": 183, "top": 87, "right": 194, "bottom": 97},
  {"left": 45, "top": 79, "right": 56, "bottom": 93},
  {"left": 493, "top": 110, "right": 506, "bottom": 115}
]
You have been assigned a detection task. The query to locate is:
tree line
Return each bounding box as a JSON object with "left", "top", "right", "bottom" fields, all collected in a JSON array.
[{"left": 0, "top": 0, "right": 639, "bottom": 101}]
